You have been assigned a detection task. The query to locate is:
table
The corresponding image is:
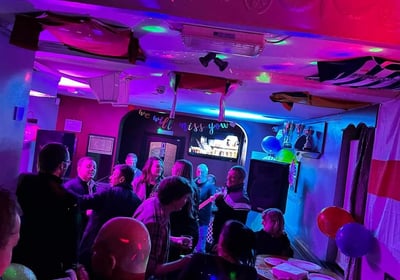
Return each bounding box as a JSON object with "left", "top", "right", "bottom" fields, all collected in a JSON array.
[{"left": 255, "top": 255, "right": 343, "bottom": 280}]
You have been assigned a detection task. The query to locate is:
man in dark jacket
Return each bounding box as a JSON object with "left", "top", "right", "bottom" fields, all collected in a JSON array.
[
  {"left": 212, "top": 165, "right": 251, "bottom": 247},
  {"left": 65, "top": 156, "right": 98, "bottom": 238},
  {"left": 78, "top": 164, "right": 141, "bottom": 276},
  {"left": 13, "top": 142, "right": 81, "bottom": 279}
]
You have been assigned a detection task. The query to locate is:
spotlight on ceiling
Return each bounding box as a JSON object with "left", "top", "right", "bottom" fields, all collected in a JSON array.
[
  {"left": 199, "top": 52, "right": 216, "bottom": 67},
  {"left": 214, "top": 57, "right": 229, "bottom": 71},
  {"left": 199, "top": 52, "right": 229, "bottom": 71}
]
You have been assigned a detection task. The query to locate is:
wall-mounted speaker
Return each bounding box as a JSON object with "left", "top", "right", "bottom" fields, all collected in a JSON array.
[{"left": 247, "top": 159, "right": 290, "bottom": 213}]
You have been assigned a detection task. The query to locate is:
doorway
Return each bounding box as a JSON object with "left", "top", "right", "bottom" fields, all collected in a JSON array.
[{"left": 144, "top": 134, "right": 185, "bottom": 176}]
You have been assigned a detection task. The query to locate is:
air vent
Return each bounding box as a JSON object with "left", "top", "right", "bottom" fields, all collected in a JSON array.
[{"left": 181, "top": 24, "right": 265, "bottom": 57}]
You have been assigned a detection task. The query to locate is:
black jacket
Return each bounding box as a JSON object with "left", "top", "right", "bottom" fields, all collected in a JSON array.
[{"left": 13, "top": 172, "right": 81, "bottom": 279}]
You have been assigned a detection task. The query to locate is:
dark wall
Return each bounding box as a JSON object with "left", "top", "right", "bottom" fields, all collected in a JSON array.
[{"left": 117, "top": 109, "right": 247, "bottom": 187}]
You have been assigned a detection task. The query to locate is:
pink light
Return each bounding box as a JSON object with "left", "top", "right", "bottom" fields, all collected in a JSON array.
[{"left": 58, "top": 77, "right": 90, "bottom": 89}]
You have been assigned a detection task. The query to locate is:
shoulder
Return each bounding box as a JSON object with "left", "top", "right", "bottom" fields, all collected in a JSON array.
[{"left": 64, "top": 177, "right": 79, "bottom": 187}]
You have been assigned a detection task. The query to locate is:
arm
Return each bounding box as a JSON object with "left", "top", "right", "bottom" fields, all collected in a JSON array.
[
  {"left": 153, "top": 255, "right": 192, "bottom": 277},
  {"left": 78, "top": 190, "right": 107, "bottom": 210}
]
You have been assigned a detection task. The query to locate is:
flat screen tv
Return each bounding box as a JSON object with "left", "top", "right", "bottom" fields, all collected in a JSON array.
[{"left": 188, "top": 130, "right": 242, "bottom": 161}]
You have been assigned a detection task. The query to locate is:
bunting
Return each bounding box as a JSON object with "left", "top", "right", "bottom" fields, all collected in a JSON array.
[{"left": 309, "top": 56, "right": 400, "bottom": 90}]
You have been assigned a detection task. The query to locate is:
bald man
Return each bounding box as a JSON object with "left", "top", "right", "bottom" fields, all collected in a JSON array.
[{"left": 91, "top": 217, "right": 151, "bottom": 280}]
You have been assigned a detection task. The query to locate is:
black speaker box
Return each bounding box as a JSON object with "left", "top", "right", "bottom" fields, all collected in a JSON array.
[{"left": 247, "top": 159, "right": 290, "bottom": 213}]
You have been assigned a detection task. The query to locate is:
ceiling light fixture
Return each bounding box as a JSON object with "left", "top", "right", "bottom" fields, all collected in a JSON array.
[
  {"left": 199, "top": 52, "right": 229, "bottom": 71},
  {"left": 214, "top": 57, "right": 229, "bottom": 71},
  {"left": 199, "top": 52, "right": 216, "bottom": 67}
]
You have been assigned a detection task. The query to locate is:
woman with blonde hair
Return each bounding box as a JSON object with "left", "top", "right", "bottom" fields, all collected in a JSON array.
[{"left": 254, "top": 208, "right": 293, "bottom": 257}]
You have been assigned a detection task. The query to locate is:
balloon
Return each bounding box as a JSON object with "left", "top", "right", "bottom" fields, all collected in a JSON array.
[
  {"left": 317, "top": 206, "right": 354, "bottom": 238},
  {"left": 261, "top": 136, "right": 281, "bottom": 154},
  {"left": 275, "top": 148, "right": 296, "bottom": 163},
  {"left": 336, "top": 222, "right": 374, "bottom": 257},
  {"left": 3, "top": 263, "right": 37, "bottom": 280}
]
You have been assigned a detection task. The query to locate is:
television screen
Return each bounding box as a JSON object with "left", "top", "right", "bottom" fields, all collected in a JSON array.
[{"left": 188, "top": 130, "right": 242, "bottom": 161}]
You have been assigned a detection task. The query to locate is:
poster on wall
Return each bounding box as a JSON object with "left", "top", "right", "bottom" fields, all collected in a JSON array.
[{"left": 87, "top": 134, "right": 115, "bottom": 155}]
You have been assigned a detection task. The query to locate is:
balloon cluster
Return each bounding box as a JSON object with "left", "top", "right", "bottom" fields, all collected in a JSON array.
[
  {"left": 261, "top": 136, "right": 296, "bottom": 163},
  {"left": 317, "top": 206, "right": 374, "bottom": 258}
]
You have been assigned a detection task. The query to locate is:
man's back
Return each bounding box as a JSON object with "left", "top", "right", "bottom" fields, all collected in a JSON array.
[{"left": 13, "top": 173, "right": 80, "bottom": 279}]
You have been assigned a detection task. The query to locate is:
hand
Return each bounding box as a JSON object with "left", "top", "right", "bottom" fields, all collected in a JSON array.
[
  {"left": 76, "top": 265, "right": 89, "bottom": 280},
  {"left": 179, "top": 235, "right": 193, "bottom": 250}
]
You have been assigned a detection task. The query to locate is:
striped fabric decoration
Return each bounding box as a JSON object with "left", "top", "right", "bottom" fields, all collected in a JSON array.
[
  {"left": 365, "top": 97, "right": 400, "bottom": 262},
  {"left": 310, "top": 56, "right": 400, "bottom": 90}
]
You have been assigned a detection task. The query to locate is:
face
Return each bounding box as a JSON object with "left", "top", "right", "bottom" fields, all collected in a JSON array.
[
  {"left": 150, "top": 160, "right": 163, "bottom": 177},
  {"left": 78, "top": 159, "right": 97, "bottom": 182},
  {"left": 125, "top": 155, "right": 137, "bottom": 169},
  {"left": 226, "top": 169, "right": 243, "bottom": 188},
  {"left": 262, "top": 215, "right": 274, "bottom": 233},
  {"left": 196, "top": 166, "right": 208, "bottom": 180},
  {"left": 109, "top": 168, "right": 124, "bottom": 187},
  {"left": 171, "top": 194, "right": 191, "bottom": 212},
  {"left": 171, "top": 162, "right": 184, "bottom": 176},
  {"left": 0, "top": 214, "right": 20, "bottom": 276}
]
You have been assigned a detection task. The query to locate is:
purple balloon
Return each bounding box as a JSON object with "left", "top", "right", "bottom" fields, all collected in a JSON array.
[{"left": 335, "top": 222, "right": 374, "bottom": 258}]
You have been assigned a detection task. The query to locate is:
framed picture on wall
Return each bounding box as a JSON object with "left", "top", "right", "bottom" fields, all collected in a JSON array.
[{"left": 87, "top": 134, "right": 115, "bottom": 155}]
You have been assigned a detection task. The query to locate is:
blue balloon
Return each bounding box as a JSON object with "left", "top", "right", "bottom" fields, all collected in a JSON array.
[
  {"left": 335, "top": 222, "right": 374, "bottom": 258},
  {"left": 261, "top": 136, "right": 281, "bottom": 154}
]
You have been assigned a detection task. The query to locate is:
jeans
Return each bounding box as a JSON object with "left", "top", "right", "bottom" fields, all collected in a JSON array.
[{"left": 195, "top": 225, "right": 208, "bottom": 253}]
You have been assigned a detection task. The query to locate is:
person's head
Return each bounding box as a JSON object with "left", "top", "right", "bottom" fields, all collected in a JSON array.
[
  {"left": 207, "top": 174, "right": 216, "bottom": 185},
  {"left": 142, "top": 157, "right": 164, "bottom": 181},
  {"left": 172, "top": 159, "right": 194, "bottom": 181},
  {"left": 217, "top": 220, "right": 256, "bottom": 266},
  {"left": 125, "top": 153, "right": 138, "bottom": 169},
  {"left": 77, "top": 157, "right": 97, "bottom": 182},
  {"left": 157, "top": 176, "right": 192, "bottom": 212},
  {"left": 261, "top": 208, "right": 285, "bottom": 236},
  {"left": 0, "top": 189, "right": 22, "bottom": 276},
  {"left": 226, "top": 165, "right": 246, "bottom": 188},
  {"left": 196, "top": 164, "right": 209, "bottom": 182},
  {"left": 38, "top": 142, "right": 71, "bottom": 177},
  {"left": 91, "top": 217, "right": 151, "bottom": 280},
  {"left": 109, "top": 164, "right": 134, "bottom": 187}
]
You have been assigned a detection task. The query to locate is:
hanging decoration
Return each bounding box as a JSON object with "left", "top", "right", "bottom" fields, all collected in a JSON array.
[
  {"left": 169, "top": 71, "right": 240, "bottom": 121},
  {"left": 10, "top": 11, "right": 145, "bottom": 63},
  {"left": 270, "top": 91, "right": 370, "bottom": 111}
]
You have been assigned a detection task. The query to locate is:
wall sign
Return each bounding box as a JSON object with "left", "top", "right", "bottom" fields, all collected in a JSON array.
[
  {"left": 137, "top": 109, "right": 236, "bottom": 135},
  {"left": 87, "top": 134, "right": 115, "bottom": 155}
]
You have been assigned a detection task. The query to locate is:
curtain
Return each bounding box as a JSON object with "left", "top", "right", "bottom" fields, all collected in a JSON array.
[{"left": 345, "top": 123, "right": 375, "bottom": 280}]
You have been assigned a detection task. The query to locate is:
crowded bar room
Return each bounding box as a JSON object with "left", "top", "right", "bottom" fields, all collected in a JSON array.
[{"left": 1, "top": 0, "right": 399, "bottom": 280}]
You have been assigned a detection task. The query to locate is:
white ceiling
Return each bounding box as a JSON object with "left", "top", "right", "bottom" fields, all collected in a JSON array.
[{"left": 2, "top": 0, "right": 400, "bottom": 124}]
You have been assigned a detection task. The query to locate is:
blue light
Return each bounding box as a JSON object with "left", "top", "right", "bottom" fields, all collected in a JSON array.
[{"left": 195, "top": 107, "right": 285, "bottom": 123}]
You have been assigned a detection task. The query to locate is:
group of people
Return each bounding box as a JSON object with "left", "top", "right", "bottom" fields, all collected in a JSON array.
[{"left": 0, "top": 142, "right": 294, "bottom": 280}]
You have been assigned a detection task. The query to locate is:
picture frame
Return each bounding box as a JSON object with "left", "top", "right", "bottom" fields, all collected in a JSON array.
[{"left": 87, "top": 134, "right": 115, "bottom": 155}]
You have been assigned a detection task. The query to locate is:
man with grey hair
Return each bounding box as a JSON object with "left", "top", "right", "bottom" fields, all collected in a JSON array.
[
  {"left": 125, "top": 153, "right": 142, "bottom": 179},
  {"left": 194, "top": 164, "right": 215, "bottom": 253}
]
